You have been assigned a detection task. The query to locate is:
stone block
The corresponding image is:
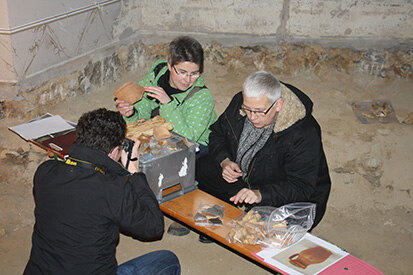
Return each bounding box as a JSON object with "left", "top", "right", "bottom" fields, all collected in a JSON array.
[{"left": 288, "top": 0, "right": 413, "bottom": 39}]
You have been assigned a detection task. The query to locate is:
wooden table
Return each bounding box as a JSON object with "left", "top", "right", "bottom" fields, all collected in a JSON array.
[
  {"left": 160, "top": 189, "right": 384, "bottom": 275},
  {"left": 160, "top": 189, "right": 278, "bottom": 273}
]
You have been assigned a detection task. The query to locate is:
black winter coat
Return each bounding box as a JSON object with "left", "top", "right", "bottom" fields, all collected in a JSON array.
[
  {"left": 208, "top": 83, "right": 331, "bottom": 227},
  {"left": 24, "top": 144, "right": 164, "bottom": 275}
]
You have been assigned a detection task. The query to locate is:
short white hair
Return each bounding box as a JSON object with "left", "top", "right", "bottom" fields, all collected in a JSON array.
[{"left": 243, "top": 71, "right": 281, "bottom": 102}]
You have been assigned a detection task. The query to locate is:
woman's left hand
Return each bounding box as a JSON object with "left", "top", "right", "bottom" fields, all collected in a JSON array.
[{"left": 144, "top": 86, "right": 172, "bottom": 105}]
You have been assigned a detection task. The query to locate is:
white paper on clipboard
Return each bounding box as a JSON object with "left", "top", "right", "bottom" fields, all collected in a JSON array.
[{"left": 9, "top": 115, "right": 75, "bottom": 141}]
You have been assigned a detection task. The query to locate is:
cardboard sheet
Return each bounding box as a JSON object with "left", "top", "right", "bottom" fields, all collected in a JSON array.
[{"left": 253, "top": 233, "right": 383, "bottom": 275}]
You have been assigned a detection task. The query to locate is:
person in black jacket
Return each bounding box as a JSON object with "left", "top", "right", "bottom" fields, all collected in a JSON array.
[
  {"left": 196, "top": 71, "right": 331, "bottom": 229},
  {"left": 24, "top": 108, "right": 180, "bottom": 275}
]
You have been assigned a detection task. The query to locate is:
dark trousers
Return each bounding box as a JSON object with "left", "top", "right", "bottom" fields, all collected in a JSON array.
[
  {"left": 195, "top": 154, "right": 248, "bottom": 203},
  {"left": 117, "top": 250, "right": 180, "bottom": 275}
]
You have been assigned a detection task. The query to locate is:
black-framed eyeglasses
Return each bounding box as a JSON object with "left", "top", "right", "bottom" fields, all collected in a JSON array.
[
  {"left": 240, "top": 100, "right": 277, "bottom": 117},
  {"left": 172, "top": 65, "right": 200, "bottom": 78}
]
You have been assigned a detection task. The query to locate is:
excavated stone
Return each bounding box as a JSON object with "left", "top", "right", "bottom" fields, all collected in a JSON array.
[{"left": 2, "top": 42, "right": 411, "bottom": 119}]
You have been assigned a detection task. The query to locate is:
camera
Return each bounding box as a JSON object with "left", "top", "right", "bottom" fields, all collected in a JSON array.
[
  {"left": 122, "top": 138, "right": 135, "bottom": 155},
  {"left": 122, "top": 138, "right": 135, "bottom": 170}
]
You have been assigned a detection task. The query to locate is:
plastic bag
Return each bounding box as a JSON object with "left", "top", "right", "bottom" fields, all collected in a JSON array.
[
  {"left": 227, "top": 203, "right": 316, "bottom": 248},
  {"left": 227, "top": 206, "right": 273, "bottom": 245},
  {"left": 194, "top": 203, "right": 224, "bottom": 227},
  {"left": 261, "top": 202, "right": 316, "bottom": 248}
]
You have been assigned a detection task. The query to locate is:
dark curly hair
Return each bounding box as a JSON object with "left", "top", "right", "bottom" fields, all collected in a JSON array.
[
  {"left": 74, "top": 108, "right": 126, "bottom": 154},
  {"left": 168, "top": 36, "right": 204, "bottom": 73}
]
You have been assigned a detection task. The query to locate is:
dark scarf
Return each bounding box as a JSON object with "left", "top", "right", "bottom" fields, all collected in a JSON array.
[
  {"left": 236, "top": 117, "right": 277, "bottom": 179},
  {"left": 157, "top": 70, "right": 186, "bottom": 96}
]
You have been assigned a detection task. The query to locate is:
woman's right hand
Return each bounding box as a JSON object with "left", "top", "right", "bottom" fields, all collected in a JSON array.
[
  {"left": 116, "top": 99, "right": 134, "bottom": 117},
  {"left": 120, "top": 138, "right": 141, "bottom": 174}
]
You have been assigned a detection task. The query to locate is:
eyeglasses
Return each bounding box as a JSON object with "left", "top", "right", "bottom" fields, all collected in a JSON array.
[
  {"left": 241, "top": 100, "right": 277, "bottom": 117},
  {"left": 172, "top": 65, "right": 200, "bottom": 78}
]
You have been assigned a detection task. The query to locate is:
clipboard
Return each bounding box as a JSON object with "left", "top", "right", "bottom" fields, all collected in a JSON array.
[
  {"left": 33, "top": 130, "right": 76, "bottom": 159},
  {"left": 8, "top": 113, "right": 76, "bottom": 159}
]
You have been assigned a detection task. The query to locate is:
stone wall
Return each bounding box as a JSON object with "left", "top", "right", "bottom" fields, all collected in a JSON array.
[
  {"left": 2, "top": 41, "right": 410, "bottom": 119},
  {"left": 0, "top": 0, "right": 412, "bottom": 117}
]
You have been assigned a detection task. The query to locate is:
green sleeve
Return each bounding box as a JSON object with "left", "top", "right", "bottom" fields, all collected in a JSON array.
[{"left": 159, "top": 89, "right": 216, "bottom": 144}]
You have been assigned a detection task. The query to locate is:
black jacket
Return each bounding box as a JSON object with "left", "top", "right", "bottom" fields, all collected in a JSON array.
[
  {"left": 209, "top": 83, "right": 331, "bottom": 227},
  {"left": 24, "top": 144, "right": 164, "bottom": 275}
]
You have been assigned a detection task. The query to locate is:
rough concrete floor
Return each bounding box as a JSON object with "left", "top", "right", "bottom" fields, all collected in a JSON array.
[{"left": 0, "top": 60, "right": 412, "bottom": 274}]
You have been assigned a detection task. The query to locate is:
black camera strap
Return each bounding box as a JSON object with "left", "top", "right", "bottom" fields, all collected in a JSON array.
[
  {"left": 65, "top": 157, "right": 106, "bottom": 175},
  {"left": 125, "top": 150, "right": 132, "bottom": 170},
  {"left": 150, "top": 85, "right": 207, "bottom": 118}
]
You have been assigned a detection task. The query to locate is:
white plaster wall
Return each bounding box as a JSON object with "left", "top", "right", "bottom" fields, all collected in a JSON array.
[
  {"left": 12, "top": 7, "right": 120, "bottom": 80},
  {"left": 125, "top": 0, "right": 283, "bottom": 35},
  {"left": 0, "top": 0, "right": 18, "bottom": 100},
  {"left": 287, "top": 0, "right": 413, "bottom": 39},
  {"left": 3, "top": 0, "right": 121, "bottom": 88},
  {"left": 0, "top": 0, "right": 14, "bottom": 82},
  {"left": 7, "top": 0, "right": 90, "bottom": 28},
  {"left": 0, "top": 0, "right": 9, "bottom": 29},
  {"left": 113, "top": 0, "right": 413, "bottom": 39}
]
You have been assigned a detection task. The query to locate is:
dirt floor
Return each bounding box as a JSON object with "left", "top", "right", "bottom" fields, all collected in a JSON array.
[{"left": 0, "top": 57, "right": 412, "bottom": 274}]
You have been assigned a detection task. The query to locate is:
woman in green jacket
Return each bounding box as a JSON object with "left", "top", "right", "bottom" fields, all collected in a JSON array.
[{"left": 116, "top": 36, "right": 217, "bottom": 152}]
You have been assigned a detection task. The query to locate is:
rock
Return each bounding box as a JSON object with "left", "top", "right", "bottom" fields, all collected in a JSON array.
[
  {"left": 362, "top": 174, "right": 382, "bottom": 187},
  {"left": 363, "top": 50, "right": 386, "bottom": 64},
  {"left": 16, "top": 147, "right": 26, "bottom": 154},
  {"left": 0, "top": 149, "right": 18, "bottom": 160},
  {"left": 360, "top": 156, "right": 383, "bottom": 187},
  {"left": 402, "top": 112, "right": 413, "bottom": 125},
  {"left": 333, "top": 159, "right": 358, "bottom": 174},
  {"left": 362, "top": 157, "right": 380, "bottom": 172},
  {"left": 118, "top": 45, "right": 130, "bottom": 69},
  {"left": 0, "top": 149, "right": 29, "bottom": 164},
  {"left": 0, "top": 101, "right": 5, "bottom": 119}
]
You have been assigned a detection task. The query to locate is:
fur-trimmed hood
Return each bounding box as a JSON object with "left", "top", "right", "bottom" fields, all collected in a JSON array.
[{"left": 273, "top": 83, "right": 310, "bottom": 133}]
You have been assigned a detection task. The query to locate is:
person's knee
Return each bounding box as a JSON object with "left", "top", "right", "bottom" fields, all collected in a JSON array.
[
  {"left": 156, "top": 250, "right": 180, "bottom": 275},
  {"left": 195, "top": 154, "right": 210, "bottom": 173},
  {"left": 156, "top": 250, "right": 179, "bottom": 262},
  {"left": 195, "top": 154, "right": 219, "bottom": 182}
]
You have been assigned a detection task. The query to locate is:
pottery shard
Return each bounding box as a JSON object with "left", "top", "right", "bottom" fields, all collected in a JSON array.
[
  {"left": 153, "top": 124, "right": 172, "bottom": 140},
  {"left": 113, "top": 81, "right": 145, "bottom": 104}
]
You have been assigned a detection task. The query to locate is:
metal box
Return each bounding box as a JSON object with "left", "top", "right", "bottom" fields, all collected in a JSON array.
[{"left": 139, "top": 133, "right": 198, "bottom": 203}]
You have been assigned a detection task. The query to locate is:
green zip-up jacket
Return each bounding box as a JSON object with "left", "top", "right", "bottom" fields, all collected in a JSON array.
[{"left": 124, "top": 59, "right": 217, "bottom": 146}]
